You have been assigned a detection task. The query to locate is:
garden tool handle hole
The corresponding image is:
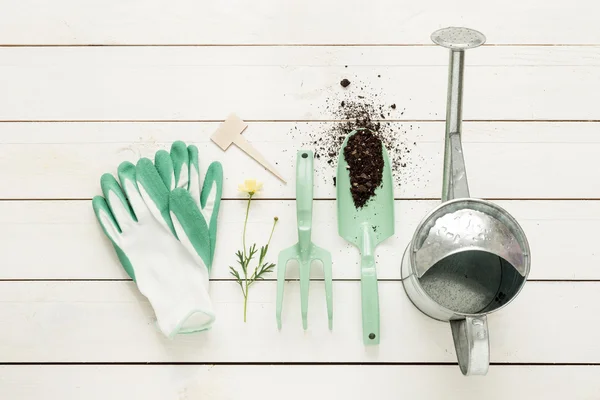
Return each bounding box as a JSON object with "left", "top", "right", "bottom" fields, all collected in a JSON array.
[
  {"left": 369, "top": 333, "right": 376, "bottom": 340},
  {"left": 302, "top": 153, "right": 308, "bottom": 158}
]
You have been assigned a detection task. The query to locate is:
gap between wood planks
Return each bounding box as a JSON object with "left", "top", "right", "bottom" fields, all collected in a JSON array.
[
  {"left": 3, "top": 198, "right": 600, "bottom": 201},
  {"left": 1, "top": 362, "right": 599, "bottom": 366},
  {"left": 0, "top": 279, "right": 597, "bottom": 283},
  {"left": 2, "top": 119, "right": 600, "bottom": 123},
  {"left": 0, "top": 44, "right": 599, "bottom": 48}
]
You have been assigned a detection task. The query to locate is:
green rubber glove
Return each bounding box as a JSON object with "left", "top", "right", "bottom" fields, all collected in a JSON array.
[
  {"left": 92, "top": 144, "right": 223, "bottom": 338},
  {"left": 153, "top": 141, "right": 223, "bottom": 270}
]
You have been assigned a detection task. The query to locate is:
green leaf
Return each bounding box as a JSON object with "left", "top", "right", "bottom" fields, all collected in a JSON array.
[
  {"left": 255, "top": 262, "right": 275, "bottom": 281},
  {"left": 259, "top": 245, "right": 267, "bottom": 261},
  {"left": 248, "top": 244, "right": 258, "bottom": 261},
  {"left": 229, "top": 266, "right": 241, "bottom": 281},
  {"left": 257, "top": 244, "right": 272, "bottom": 267},
  {"left": 229, "top": 266, "right": 245, "bottom": 293},
  {"left": 235, "top": 249, "right": 247, "bottom": 276},
  {"left": 235, "top": 250, "right": 244, "bottom": 266}
]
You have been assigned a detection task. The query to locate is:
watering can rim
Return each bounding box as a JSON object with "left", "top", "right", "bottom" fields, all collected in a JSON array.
[{"left": 408, "top": 197, "right": 531, "bottom": 278}]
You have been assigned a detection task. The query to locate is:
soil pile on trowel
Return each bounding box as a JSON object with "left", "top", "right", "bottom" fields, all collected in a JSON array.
[
  {"left": 343, "top": 129, "right": 384, "bottom": 208},
  {"left": 300, "top": 74, "right": 422, "bottom": 188}
]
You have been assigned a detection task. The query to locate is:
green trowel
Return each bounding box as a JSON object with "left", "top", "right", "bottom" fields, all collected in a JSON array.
[{"left": 336, "top": 129, "right": 395, "bottom": 345}]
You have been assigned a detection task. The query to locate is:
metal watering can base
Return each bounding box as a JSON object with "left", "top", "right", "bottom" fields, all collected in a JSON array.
[{"left": 400, "top": 27, "right": 531, "bottom": 376}]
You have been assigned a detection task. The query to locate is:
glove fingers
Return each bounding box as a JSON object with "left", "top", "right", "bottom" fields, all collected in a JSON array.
[
  {"left": 117, "top": 161, "right": 151, "bottom": 223},
  {"left": 100, "top": 173, "right": 136, "bottom": 232},
  {"left": 201, "top": 161, "right": 223, "bottom": 267},
  {"left": 155, "top": 150, "right": 175, "bottom": 191},
  {"left": 169, "top": 188, "right": 211, "bottom": 270},
  {"left": 92, "top": 195, "right": 121, "bottom": 244},
  {"left": 135, "top": 158, "right": 176, "bottom": 236},
  {"left": 187, "top": 144, "right": 202, "bottom": 208},
  {"left": 170, "top": 141, "right": 189, "bottom": 190}
]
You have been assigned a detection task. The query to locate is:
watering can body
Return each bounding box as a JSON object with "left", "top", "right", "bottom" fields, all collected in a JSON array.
[{"left": 400, "top": 198, "right": 530, "bottom": 375}]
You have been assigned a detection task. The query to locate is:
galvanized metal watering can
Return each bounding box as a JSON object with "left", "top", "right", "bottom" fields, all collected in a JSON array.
[{"left": 400, "top": 27, "right": 531, "bottom": 376}]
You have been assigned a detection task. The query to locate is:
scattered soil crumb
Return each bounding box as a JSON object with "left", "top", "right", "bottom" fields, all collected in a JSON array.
[{"left": 340, "top": 79, "right": 351, "bottom": 88}]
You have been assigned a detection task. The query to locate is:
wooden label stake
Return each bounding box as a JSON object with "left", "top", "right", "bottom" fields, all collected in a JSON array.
[{"left": 211, "top": 113, "right": 286, "bottom": 183}]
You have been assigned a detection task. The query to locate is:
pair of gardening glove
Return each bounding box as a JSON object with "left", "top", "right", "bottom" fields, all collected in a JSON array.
[{"left": 92, "top": 141, "right": 223, "bottom": 338}]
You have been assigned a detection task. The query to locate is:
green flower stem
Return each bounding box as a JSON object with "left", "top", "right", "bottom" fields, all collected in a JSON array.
[
  {"left": 242, "top": 193, "right": 254, "bottom": 322},
  {"left": 266, "top": 217, "right": 278, "bottom": 252},
  {"left": 235, "top": 193, "right": 277, "bottom": 323},
  {"left": 242, "top": 193, "right": 253, "bottom": 262},
  {"left": 244, "top": 280, "right": 249, "bottom": 322},
  {"left": 249, "top": 217, "right": 279, "bottom": 284}
]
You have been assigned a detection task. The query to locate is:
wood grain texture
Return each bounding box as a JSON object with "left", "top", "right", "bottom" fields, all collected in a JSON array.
[
  {"left": 0, "top": 281, "right": 597, "bottom": 363},
  {"left": 0, "top": 47, "right": 599, "bottom": 121},
  {"left": 1, "top": 365, "right": 599, "bottom": 400},
  {"left": 1, "top": 122, "right": 599, "bottom": 199},
  {"left": 0, "top": 0, "right": 597, "bottom": 45},
  {"left": 1, "top": 199, "right": 597, "bottom": 281}
]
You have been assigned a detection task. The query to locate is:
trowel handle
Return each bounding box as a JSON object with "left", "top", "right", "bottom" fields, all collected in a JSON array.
[
  {"left": 296, "top": 150, "right": 314, "bottom": 250},
  {"left": 359, "top": 224, "right": 380, "bottom": 345}
]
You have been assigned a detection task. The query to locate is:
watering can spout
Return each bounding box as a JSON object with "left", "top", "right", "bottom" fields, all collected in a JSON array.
[
  {"left": 432, "top": 26, "right": 486, "bottom": 202},
  {"left": 444, "top": 132, "right": 470, "bottom": 201},
  {"left": 442, "top": 50, "right": 470, "bottom": 202}
]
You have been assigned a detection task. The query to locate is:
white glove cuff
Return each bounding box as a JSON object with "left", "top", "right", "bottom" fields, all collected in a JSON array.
[{"left": 149, "top": 282, "right": 215, "bottom": 338}]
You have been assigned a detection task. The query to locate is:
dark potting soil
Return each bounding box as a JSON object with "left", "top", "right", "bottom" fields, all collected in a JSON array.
[
  {"left": 305, "top": 98, "right": 417, "bottom": 187},
  {"left": 343, "top": 129, "right": 384, "bottom": 208},
  {"left": 340, "top": 79, "right": 351, "bottom": 88},
  {"left": 295, "top": 72, "right": 427, "bottom": 189}
]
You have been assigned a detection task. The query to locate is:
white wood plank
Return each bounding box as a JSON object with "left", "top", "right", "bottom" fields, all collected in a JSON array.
[
  {"left": 0, "top": 281, "right": 596, "bottom": 363},
  {"left": 1, "top": 365, "right": 598, "bottom": 400},
  {"left": 1, "top": 122, "right": 599, "bottom": 199},
  {"left": 1, "top": 199, "right": 597, "bottom": 281},
  {"left": 0, "top": 0, "right": 598, "bottom": 45},
  {"left": 2, "top": 46, "right": 599, "bottom": 68},
  {"left": 0, "top": 47, "right": 599, "bottom": 121}
]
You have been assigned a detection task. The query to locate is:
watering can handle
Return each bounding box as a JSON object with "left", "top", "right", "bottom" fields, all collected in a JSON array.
[
  {"left": 450, "top": 315, "right": 490, "bottom": 375},
  {"left": 296, "top": 150, "right": 313, "bottom": 250}
]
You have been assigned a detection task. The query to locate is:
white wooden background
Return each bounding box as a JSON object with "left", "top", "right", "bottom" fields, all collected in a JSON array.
[{"left": 1, "top": 1, "right": 600, "bottom": 398}]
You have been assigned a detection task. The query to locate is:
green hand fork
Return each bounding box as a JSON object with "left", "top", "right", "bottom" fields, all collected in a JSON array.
[
  {"left": 336, "top": 129, "right": 395, "bottom": 345},
  {"left": 276, "top": 150, "right": 333, "bottom": 330}
]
